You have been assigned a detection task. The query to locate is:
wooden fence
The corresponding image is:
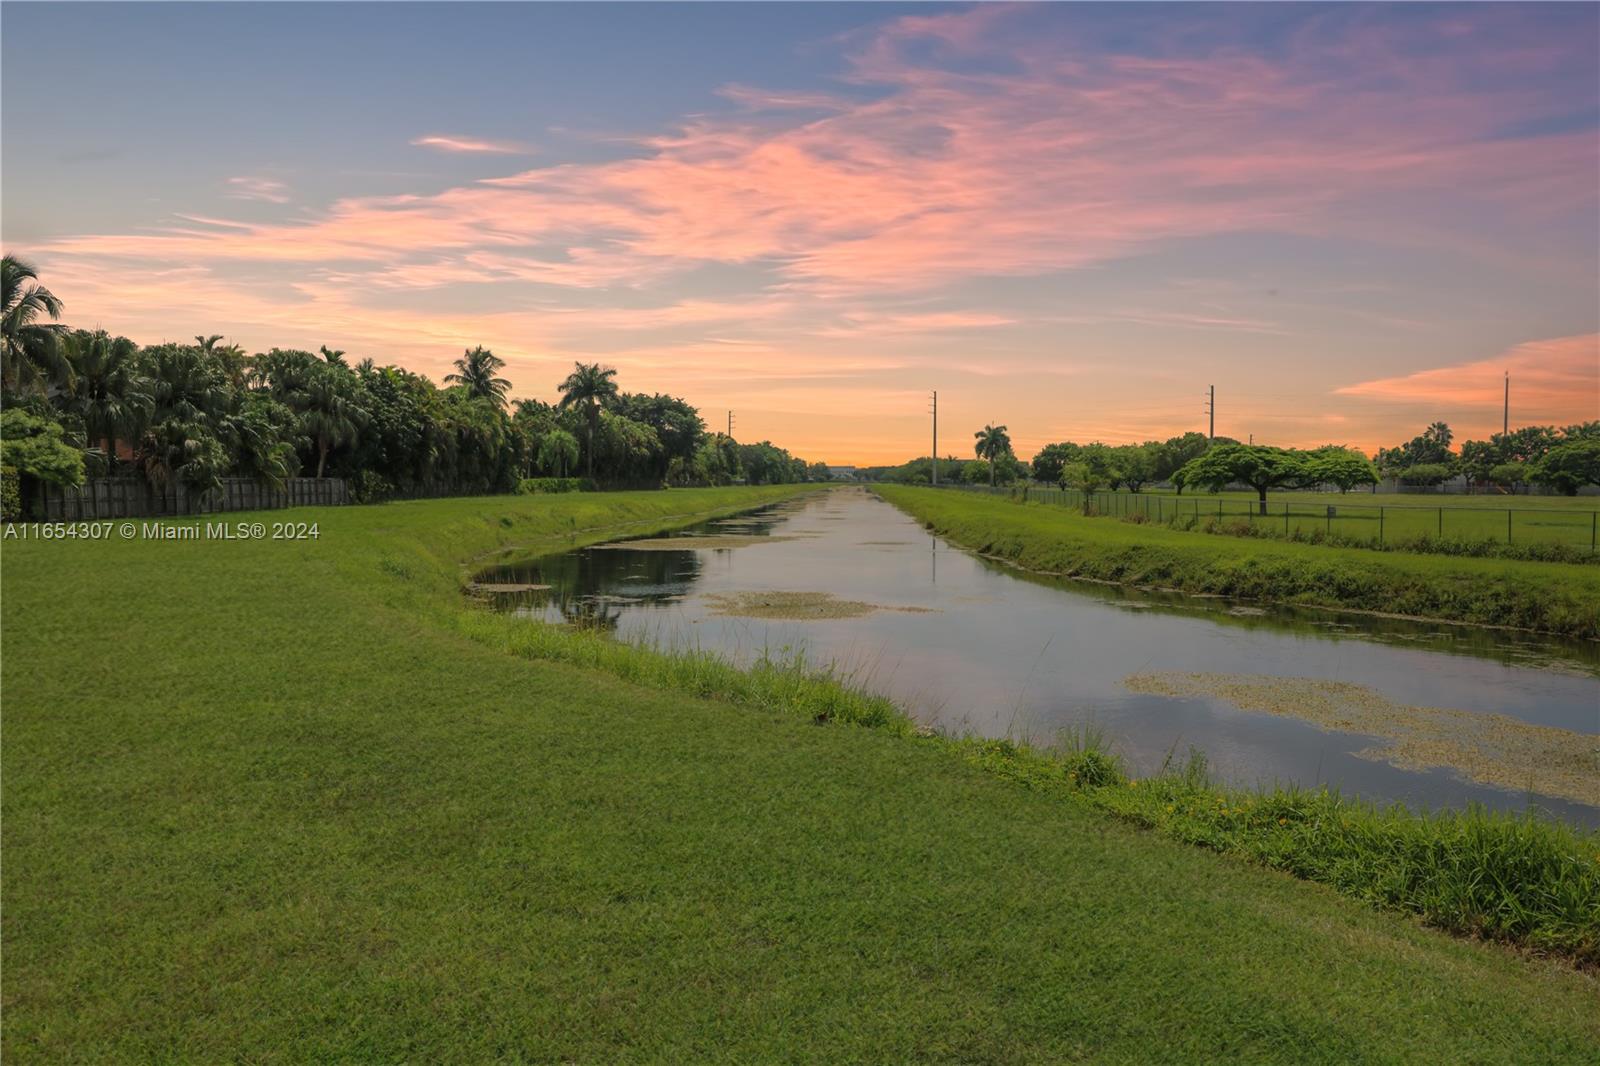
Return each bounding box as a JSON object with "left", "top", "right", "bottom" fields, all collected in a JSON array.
[{"left": 35, "top": 477, "right": 349, "bottom": 520}]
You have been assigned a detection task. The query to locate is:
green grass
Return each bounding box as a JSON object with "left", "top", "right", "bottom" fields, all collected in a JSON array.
[
  {"left": 5, "top": 487, "right": 1599, "bottom": 1062},
  {"left": 962, "top": 740, "right": 1600, "bottom": 963},
  {"left": 882, "top": 485, "right": 1600, "bottom": 639},
  {"left": 1052, "top": 486, "right": 1600, "bottom": 556}
]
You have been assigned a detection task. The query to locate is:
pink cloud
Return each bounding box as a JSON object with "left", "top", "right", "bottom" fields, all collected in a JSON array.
[
  {"left": 410, "top": 134, "right": 534, "bottom": 155},
  {"left": 39, "top": 5, "right": 1595, "bottom": 300},
  {"left": 1335, "top": 334, "right": 1600, "bottom": 423}
]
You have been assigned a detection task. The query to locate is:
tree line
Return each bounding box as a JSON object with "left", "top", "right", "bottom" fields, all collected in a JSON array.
[
  {"left": 870, "top": 419, "right": 1600, "bottom": 501},
  {"left": 1, "top": 255, "right": 819, "bottom": 509}
]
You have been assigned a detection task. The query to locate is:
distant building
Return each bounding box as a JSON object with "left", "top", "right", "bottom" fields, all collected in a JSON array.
[{"left": 827, "top": 465, "right": 858, "bottom": 481}]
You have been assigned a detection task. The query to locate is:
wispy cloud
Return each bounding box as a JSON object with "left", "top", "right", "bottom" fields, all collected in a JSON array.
[
  {"left": 410, "top": 134, "right": 533, "bottom": 155},
  {"left": 1335, "top": 334, "right": 1600, "bottom": 422},
  {"left": 225, "top": 176, "right": 289, "bottom": 204}
]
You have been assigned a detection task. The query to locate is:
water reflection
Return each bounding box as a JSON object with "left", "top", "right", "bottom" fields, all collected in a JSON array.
[{"left": 476, "top": 489, "right": 1600, "bottom": 824}]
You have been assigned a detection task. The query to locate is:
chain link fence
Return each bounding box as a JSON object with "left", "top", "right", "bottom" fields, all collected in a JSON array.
[{"left": 938, "top": 483, "right": 1600, "bottom": 550}]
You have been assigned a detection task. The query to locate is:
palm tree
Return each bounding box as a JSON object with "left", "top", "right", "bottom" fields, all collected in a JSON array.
[
  {"left": 974, "top": 424, "right": 1011, "bottom": 487},
  {"left": 445, "top": 346, "right": 511, "bottom": 409},
  {"left": 557, "top": 362, "right": 619, "bottom": 479},
  {"left": 134, "top": 343, "right": 234, "bottom": 494},
  {"left": 2, "top": 254, "right": 72, "bottom": 395},
  {"left": 298, "top": 368, "right": 366, "bottom": 478},
  {"left": 63, "top": 331, "right": 153, "bottom": 466},
  {"left": 538, "top": 428, "right": 580, "bottom": 478},
  {"left": 196, "top": 335, "right": 250, "bottom": 389},
  {"left": 319, "top": 345, "right": 348, "bottom": 368}
]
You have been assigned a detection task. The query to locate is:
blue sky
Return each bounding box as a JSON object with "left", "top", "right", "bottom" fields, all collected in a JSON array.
[{"left": 5, "top": 2, "right": 1596, "bottom": 461}]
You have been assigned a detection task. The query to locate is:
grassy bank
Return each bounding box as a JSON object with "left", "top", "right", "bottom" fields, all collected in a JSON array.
[
  {"left": 879, "top": 485, "right": 1600, "bottom": 638},
  {"left": 5, "top": 487, "right": 1599, "bottom": 1061}
]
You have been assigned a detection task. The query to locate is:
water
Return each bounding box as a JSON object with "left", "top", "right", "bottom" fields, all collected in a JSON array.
[{"left": 479, "top": 489, "right": 1600, "bottom": 825}]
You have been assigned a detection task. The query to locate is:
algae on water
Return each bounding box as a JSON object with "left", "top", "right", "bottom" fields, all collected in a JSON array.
[
  {"left": 1125, "top": 671, "right": 1600, "bottom": 807},
  {"left": 704, "top": 590, "right": 934, "bottom": 621}
]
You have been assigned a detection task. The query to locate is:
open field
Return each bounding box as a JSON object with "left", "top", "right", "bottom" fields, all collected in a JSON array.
[
  {"left": 5, "top": 487, "right": 1599, "bottom": 1062},
  {"left": 1051, "top": 487, "right": 1600, "bottom": 552},
  {"left": 879, "top": 486, "right": 1600, "bottom": 639}
]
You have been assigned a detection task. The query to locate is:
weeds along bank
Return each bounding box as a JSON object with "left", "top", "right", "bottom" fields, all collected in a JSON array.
[{"left": 877, "top": 485, "right": 1600, "bottom": 639}]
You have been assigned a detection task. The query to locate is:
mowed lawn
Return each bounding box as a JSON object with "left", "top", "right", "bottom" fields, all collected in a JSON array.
[
  {"left": 1061, "top": 486, "right": 1600, "bottom": 548},
  {"left": 3, "top": 488, "right": 1597, "bottom": 1063}
]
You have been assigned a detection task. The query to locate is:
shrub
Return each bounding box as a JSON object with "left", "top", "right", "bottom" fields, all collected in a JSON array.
[
  {"left": 1399, "top": 463, "right": 1452, "bottom": 487},
  {"left": 348, "top": 470, "right": 394, "bottom": 504},
  {"left": 1, "top": 465, "right": 20, "bottom": 521},
  {"left": 517, "top": 477, "right": 591, "bottom": 495}
]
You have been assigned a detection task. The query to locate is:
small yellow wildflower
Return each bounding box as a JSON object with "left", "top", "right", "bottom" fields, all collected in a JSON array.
[{"left": 1278, "top": 817, "right": 1288, "bottom": 826}]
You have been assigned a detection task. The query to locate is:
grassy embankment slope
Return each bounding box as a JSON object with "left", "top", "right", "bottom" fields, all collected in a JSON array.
[
  {"left": 4, "top": 487, "right": 1598, "bottom": 1062},
  {"left": 878, "top": 485, "right": 1600, "bottom": 638}
]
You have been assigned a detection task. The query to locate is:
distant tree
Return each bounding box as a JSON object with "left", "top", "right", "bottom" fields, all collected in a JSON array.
[
  {"left": 1029, "top": 442, "right": 1079, "bottom": 484},
  {"left": 2, "top": 255, "right": 71, "bottom": 396},
  {"left": 319, "top": 345, "right": 348, "bottom": 367},
  {"left": 445, "top": 346, "right": 511, "bottom": 409},
  {"left": 1531, "top": 440, "right": 1600, "bottom": 496},
  {"left": 134, "top": 342, "right": 235, "bottom": 493},
  {"left": 1305, "top": 448, "right": 1377, "bottom": 493},
  {"left": 1378, "top": 421, "right": 1456, "bottom": 475},
  {"left": 1111, "top": 443, "right": 1157, "bottom": 493},
  {"left": 973, "top": 424, "right": 1011, "bottom": 487},
  {"left": 298, "top": 366, "right": 367, "bottom": 478},
  {"left": 1059, "top": 460, "right": 1105, "bottom": 512},
  {"left": 537, "top": 428, "right": 579, "bottom": 478},
  {"left": 558, "top": 362, "right": 620, "bottom": 479},
  {"left": 1488, "top": 462, "right": 1527, "bottom": 494},
  {"left": 61, "top": 330, "right": 152, "bottom": 465},
  {"left": 229, "top": 393, "right": 301, "bottom": 488},
  {"left": 1177, "top": 444, "right": 1306, "bottom": 513},
  {"left": 1397, "top": 463, "right": 1451, "bottom": 488},
  {"left": 807, "top": 461, "right": 831, "bottom": 482},
  {"left": 1153, "top": 432, "right": 1210, "bottom": 481}
]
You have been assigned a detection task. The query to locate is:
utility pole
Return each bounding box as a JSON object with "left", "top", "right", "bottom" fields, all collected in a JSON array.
[
  {"left": 930, "top": 390, "right": 939, "bottom": 486},
  {"left": 1503, "top": 372, "right": 1509, "bottom": 436},
  {"left": 727, "top": 410, "right": 735, "bottom": 439},
  {"left": 1206, "top": 385, "right": 1215, "bottom": 440}
]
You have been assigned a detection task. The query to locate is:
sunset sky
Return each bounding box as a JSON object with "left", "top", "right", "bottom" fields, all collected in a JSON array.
[{"left": 4, "top": 2, "right": 1597, "bottom": 464}]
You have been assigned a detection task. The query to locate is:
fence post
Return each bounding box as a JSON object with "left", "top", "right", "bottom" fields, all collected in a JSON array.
[
  {"left": 1284, "top": 504, "right": 1290, "bottom": 537},
  {"left": 1507, "top": 509, "right": 1512, "bottom": 545},
  {"left": 1438, "top": 507, "right": 1442, "bottom": 539},
  {"left": 1378, "top": 506, "right": 1384, "bottom": 545},
  {"left": 1592, "top": 511, "right": 1596, "bottom": 551}
]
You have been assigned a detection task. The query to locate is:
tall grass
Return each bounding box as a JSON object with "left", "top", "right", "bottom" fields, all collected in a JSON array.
[{"left": 957, "top": 736, "right": 1600, "bottom": 964}]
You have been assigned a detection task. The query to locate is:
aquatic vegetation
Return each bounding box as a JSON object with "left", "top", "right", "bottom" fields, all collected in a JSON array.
[
  {"left": 702, "top": 590, "right": 935, "bottom": 620},
  {"left": 1126, "top": 672, "right": 1600, "bottom": 807}
]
